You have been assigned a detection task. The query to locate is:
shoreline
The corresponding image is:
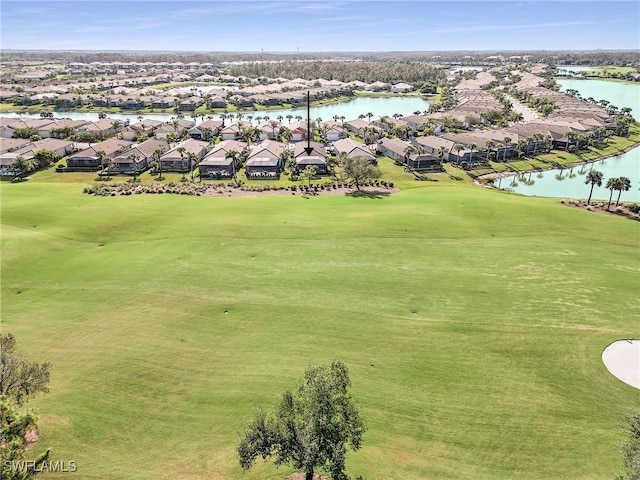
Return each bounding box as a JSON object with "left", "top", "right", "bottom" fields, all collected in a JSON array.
[{"left": 475, "top": 140, "right": 640, "bottom": 182}]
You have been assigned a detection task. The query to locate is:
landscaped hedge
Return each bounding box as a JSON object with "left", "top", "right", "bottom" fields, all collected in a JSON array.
[{"left": 82, "top": 181, "right": 396, "bottom": 197}]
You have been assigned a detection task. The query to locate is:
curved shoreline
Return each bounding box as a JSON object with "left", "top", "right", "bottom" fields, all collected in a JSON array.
[{"left": 475, "top": 140, "right": 640, "bottom": 182}]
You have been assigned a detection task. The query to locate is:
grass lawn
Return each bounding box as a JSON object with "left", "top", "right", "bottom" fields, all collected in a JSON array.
[{"left": 1, "top": 169, "right": 639, "bottom": 479}]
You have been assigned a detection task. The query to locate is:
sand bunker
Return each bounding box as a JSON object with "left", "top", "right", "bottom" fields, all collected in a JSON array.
[{"left": 602, "top": 340, "right": 640, "bottom": 389}]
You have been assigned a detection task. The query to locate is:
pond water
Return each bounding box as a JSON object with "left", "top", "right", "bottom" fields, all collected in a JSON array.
[
  {"left": 497, "top": 147, "right": 640, "bottom": 202},
  {"left": 1, "top": 96, "right": 430, "bottom": 124},
  {"left": 557, "top": 78, "right": 640, "bottom": 119},
  {"left": 557, "top": 65, "right": 601, "bottom": 73},
  {"left": 497, "top": 78, "right": 640, "bottom": 201}
]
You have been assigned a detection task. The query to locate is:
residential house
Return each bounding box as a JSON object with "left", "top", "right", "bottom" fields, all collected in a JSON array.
[
  {"left": 390, "top": 83, "right": 415, "bottom": 93},
  {"left": 332, "top": 138, "right": 376, "bottom": 164},
  {"left": 158, "top": 138, "right": 208, "bottom": 172},
  {"left": 109, "top": 138, "right": 169, "bottom": 174},
  {"left": 377, "top": 137, "right": 442, "bottom": 171},
  {"left": 66, "top": 138, "right": 132, "bottom": 170},
  {"left": 288, "top": 121, "right": 308, "bottom": 142},
  {"left": 413, "top": 136, "right": 458, "bottom": 162},
  {"left": 188, "top": 119, "right": 222, "bottom": 141},
  {"left": 293, "top": 141, "right": 328, "bottom": 174},
  {"left": 245, "top": 140, "right": 286, "bottom": 178}
]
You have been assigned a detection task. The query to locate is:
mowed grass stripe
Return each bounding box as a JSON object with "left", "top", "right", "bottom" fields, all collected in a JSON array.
[{"left": 1, "top": 181, "right": 639, "bottom": 479}]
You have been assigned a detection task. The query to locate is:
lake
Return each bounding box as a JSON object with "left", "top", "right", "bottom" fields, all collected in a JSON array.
[
  {"left": 1, "top": 96, "right": 431, "bottom": 124},
  {"left": 557, "top": 78, "right": 639, "bottom": 119},
  {"left": 497, "top": 78, "right": 640, "bottom": 201},
  {"left": 497, "top": 147, "right": 640, "bottom": 202}
]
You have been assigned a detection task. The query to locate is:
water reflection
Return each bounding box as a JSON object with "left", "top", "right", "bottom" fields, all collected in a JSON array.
[{"left": 499, "top": 147, "right": 640, "bottom": 202}]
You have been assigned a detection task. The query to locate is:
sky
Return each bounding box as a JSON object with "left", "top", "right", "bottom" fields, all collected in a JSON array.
[{"left": 1, "top": 0, "right": 639, "bottom": 52}]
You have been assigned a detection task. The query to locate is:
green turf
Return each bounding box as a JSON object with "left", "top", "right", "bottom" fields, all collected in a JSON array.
[{"left": 1, "top": 176, "right": 639, "bottom": 479}]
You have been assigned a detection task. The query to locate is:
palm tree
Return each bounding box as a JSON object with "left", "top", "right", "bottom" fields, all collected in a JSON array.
[
  {"left": 177, "top": 146, "right": 187, "bottom": 180},
  {"left": 502, "top": 136, "right": 512, "bottom": 162},
  {"left": 95, "top": 149, "right": 108, "bottom": 174},
  {"left": 286, "top": 114, "right": 293, "bottom": 124},
  {"left": 269, "top": 120, "right": 279, "bottom": 140},
  {"left": 585, "top": 169, "right": 603, "bottom": 205},
  {"left": 437, "top": 146, "right": 447, "bottom": 166},
  {"left": 605, "top": 177, "right": 618, "bottom": 210},
  {"left": 454, "top": 144, "right": 465, "bottom": 163},
  {"left": 485, "top": 140, "right": 496, "bottom": 162},
  {"left": 188, "top": 152, "right": 199, "bottom": 182},
  {"left": 468, "top": 143, "right": 477, "bottom": 164},
  {"left": 615, "top": 177, "right": 632, "bottom": 206},
  {"left": 366, "top": 112, "right": 374, "bottom": 123},
  {"left": 225, "top": 149, "right": 239, "bottom": 181}
]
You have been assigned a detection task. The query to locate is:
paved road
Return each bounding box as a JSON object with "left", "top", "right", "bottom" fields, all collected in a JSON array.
[{"left": 504, "top": 93, "right": 539, "bottom": 122}]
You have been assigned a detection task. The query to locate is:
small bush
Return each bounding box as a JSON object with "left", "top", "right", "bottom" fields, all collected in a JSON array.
[{"left": 627, "top": 203, "right": 640, "bottom": 214}]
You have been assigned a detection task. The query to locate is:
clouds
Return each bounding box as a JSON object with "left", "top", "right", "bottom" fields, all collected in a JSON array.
[{"left": 1, "top": 0, "right": 638, "bottom": 51}]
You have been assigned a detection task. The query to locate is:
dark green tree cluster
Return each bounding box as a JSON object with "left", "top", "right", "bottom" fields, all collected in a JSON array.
[
  {"left": 1, "top": 334, "right": 53, "bottom": 480},
  {"left": 238, "top": 361, "right": 365, "bottom": 480}
]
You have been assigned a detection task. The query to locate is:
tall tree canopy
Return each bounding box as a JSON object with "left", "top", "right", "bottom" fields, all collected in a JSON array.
[
  {"left": 0, "top": 334, "right": 51, "bottom": 406},
  {"left": 1, "top": 334, "right": 52, "bottom": 480},
  {"left": 237, "top": 361, "right": 365, "bottom": 480}
]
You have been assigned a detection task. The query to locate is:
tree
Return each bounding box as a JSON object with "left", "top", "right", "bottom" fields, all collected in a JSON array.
[
  {"left": 606, "top": 177, "right": 618, "bottom": 210},
  {"left": 299, "top": 165, "right": 318, "bottom": 188},
  {"left": 340, "top": 156, "right": 382, "bottom": 191},
  {"left": 0, "top": 334, "right": 53, "bottom": 480},
  {"left": 0, "top": 334, "right": 51, "bottom": 406},
  {"left": 237, "top": 361, "right": 365, "bottom": 480},
  {"left": 152, "top": 148, "right": 165, "bottom": 180},
  {"left": 585, "top": 169, "right": 603, "bottom": 205},
  {"left": 615, "top": 177, "right": 632, "bottom": 206},
  {"left": 617, "top": 411, "right": 640, "bottom": 480},
  {"left": 10, "top": 156, "right": 36, "bottom": 178}
]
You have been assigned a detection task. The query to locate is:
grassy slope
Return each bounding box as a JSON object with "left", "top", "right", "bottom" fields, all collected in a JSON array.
[{"left": 1, "top": 180, "right": 639, "bottom": 480}]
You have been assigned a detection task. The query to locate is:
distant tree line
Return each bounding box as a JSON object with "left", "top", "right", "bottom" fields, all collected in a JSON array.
[{"left": 224, "top": 60, "right": 447, "bottom": 84}]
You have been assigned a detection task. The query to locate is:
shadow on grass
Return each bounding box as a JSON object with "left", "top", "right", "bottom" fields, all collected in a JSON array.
[{"left": 345, "top": 189, "right": 391, "bottom": 199}]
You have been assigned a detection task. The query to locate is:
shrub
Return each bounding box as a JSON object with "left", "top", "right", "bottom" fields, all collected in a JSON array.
[{"left": 627, "top": 203, "right": 640, "bottom": 214}]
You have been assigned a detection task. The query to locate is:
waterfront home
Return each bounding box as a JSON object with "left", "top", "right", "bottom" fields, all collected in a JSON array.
[
  {"left": 377, "top": 137, "right": 443, "bottom": 171},
  {"left": 75, "top": 119, "right": 121, "bottom": 139},
  {"left": 38, "top": 119, "right": 88, "bottom": 139},
  {"left": 2, "top": 118, "right": 56, "bottom": 138},
  {"left": 66, "top": 138, "right": 132, "bottom": 170},
  {"left": 188, "top": 119, "right": 222, "bottom": 141},
  {"left": 207, "top": 96, "right": 227, "bottom": 109},
  {"left": 364, "top": 81, "right": 389, "bottom": 92},
  {"left": 324, "top": 122, "right": 348, "bottom": 142},
  {"left": 220, "top": 123, "right": 244, "bottom": 141},
  {"left": 345, "top": 119, "right": 383, "bottom": 140},
  {"left": 401, "top": 115, "right": 443, "bottom": 134},
  {"left": 332, "top": 138, "right": 376, "bottom": 164},
  {"left": 288, "top": 121, "right": 308, "bottom": 142},
  {"left": 390, "top": 83, "right": 415, "bottom": 93},
  {"left": 110, "top": 138, "right": 169, "bottom": 174},
  {"left": 293, "top": 141, "right": 327, "bottom": 174},
  {"left": 178, "top": 96, "right": 205, "bottom": 111}
]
